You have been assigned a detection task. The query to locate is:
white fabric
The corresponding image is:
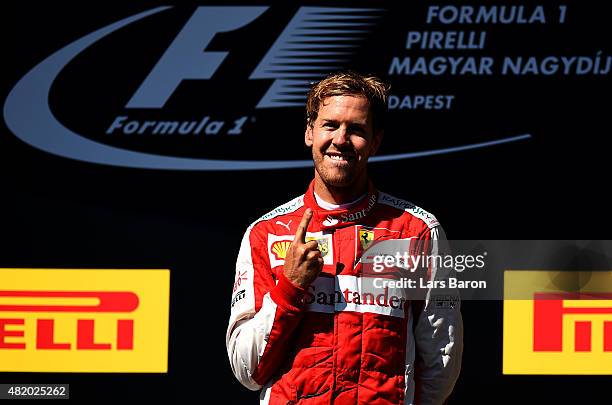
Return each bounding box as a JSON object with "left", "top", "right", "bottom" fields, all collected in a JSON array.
[{"left": 314, "top": 191, "right": 366, "bottom": 210}]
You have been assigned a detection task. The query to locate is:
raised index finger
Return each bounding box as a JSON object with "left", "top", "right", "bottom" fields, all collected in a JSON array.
[{"left": 295, "top": 208, "right": 313, "bottom": 244}]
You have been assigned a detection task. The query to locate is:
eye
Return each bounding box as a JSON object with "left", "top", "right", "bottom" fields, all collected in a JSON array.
[{"left": 349, "top": 125, "right": 366, "bottom": 135}]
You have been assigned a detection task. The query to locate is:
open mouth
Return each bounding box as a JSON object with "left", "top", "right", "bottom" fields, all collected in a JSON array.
[{"left": 325, "top": 151, "right": 355, "bottom": 164}]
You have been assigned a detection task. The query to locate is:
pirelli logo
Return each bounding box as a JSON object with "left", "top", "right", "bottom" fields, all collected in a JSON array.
[
  {"left": 0, "top": 269, "right": 169, "bottom": 373},
  {"left": 504, "top": 271, "right": 612, "bottom": 375},
  {"left": 533, "top": 292, "right": 612, "bottom": 353}
]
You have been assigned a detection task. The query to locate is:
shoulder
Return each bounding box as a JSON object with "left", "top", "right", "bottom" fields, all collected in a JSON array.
[
  {"left": 245, "top": 194, "right": 306, "bottom": 236},
  {"left": 377, "top": 191, "right": 440, "bottom": 229},
  {"left": 256, "top": 194, "right": 305, "bottom": 223}
]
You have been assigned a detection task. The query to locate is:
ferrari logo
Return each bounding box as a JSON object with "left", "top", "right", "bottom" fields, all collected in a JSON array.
[{"left": 359, "top": 229, "right": 374, "bottom": 250}]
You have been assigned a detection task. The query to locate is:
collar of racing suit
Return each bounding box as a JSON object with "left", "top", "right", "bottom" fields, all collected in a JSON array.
[{"left": 303, "top": 179, "right": 378, "bottom": 230}]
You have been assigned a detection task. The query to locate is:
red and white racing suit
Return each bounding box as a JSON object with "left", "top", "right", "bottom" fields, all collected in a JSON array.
[{"left": 227, "top": 180, "right": 463, "bottom": 404}]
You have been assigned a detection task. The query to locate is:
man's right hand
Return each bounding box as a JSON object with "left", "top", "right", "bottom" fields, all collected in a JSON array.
[{"left": 283, "top": 208, "right": 324, "bottom": 289}]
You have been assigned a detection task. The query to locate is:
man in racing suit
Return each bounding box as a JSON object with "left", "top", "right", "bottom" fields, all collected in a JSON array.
[{"left": 227, "top": 72, "right": 463, "bottom": 404}]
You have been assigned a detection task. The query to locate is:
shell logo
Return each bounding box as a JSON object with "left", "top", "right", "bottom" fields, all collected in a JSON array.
[{"left": 271, "top": 241, "right": 292, "bottom": 260}]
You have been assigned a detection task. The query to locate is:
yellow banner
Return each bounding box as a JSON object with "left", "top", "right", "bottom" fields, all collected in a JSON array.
[
  {"left": 0, "top": 269, "right": 169, "bottom": 372},
  {"left": 503, "top": 271, "right": 612, "bottom": 374}
]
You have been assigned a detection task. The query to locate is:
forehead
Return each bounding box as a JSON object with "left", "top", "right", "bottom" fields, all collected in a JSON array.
[{"left": 317, "top": 95, "right": 371, "bottom": 122}]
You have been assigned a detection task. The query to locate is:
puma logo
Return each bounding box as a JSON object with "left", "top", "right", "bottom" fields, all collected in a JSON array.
[{"left": 275, "top": 220, "right": 292, "bottom": 231}]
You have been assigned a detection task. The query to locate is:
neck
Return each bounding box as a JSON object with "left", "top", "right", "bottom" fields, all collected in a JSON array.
[{"left": 313, "top": 171, "right": 369, "bottom": 205}]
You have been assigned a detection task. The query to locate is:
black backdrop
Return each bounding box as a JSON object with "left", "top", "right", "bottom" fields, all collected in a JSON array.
[{"left": 1, "top": 1, "right": 610, "bottom": 403}]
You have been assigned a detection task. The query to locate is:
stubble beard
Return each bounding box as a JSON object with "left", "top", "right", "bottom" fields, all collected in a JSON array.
[{"left": 313, "top": 149, "right": 362, "bottom": 189}]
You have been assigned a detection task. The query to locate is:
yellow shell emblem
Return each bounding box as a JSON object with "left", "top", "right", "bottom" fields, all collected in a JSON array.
[{"left": 271, "top": 240, "right": 291, "bottom": 260}]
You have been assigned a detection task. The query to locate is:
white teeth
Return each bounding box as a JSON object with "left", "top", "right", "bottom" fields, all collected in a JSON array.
[{"left": 327, "top": 154, "right": 350, "bottom": 161}]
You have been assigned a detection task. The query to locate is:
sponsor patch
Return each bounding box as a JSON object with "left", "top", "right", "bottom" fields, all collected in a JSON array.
[
  {"left": 503, "top": 271, "right": 612, "bottom": 375},
  {"left": 359, "top": 229, "right": 374, "bottom": 250},
  {"left": 268, "top": 232, "right": 334, "bottom": 267},
  {"left": 0, "top": 268, "right": 169, "bottom": 373},
  {"left": 304, "top": 275, "right": 407, "bottom": 318}
]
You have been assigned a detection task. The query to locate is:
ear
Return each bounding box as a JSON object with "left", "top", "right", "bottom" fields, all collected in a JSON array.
[
  {"left": 305, "top": 125, "right": 314, "bottom": 147},
  {"left": 370, "top": 130, "right": 384, "bottom": 156}
]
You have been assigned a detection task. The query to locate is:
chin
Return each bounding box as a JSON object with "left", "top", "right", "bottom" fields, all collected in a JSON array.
[
  {"left": 319, "top": 168, "right": 356, "bottom": 188},
  {"left": 323, "top": 177, "right": 352, "bottom": 188},
  {"left": 313, "top": 154, "right": 364, "bottom": 188}
]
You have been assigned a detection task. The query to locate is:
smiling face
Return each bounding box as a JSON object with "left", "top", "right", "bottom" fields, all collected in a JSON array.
[{"left": 305, "top": 95, "right": 383, "bottom": 195}]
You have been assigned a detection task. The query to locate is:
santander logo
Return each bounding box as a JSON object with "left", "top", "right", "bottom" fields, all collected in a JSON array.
[
  {"left": 322, "top": 215, "right": 339, "bottom": 227},
  {"left": 304, "top": 275, "right": 408, "bottom": 318}
]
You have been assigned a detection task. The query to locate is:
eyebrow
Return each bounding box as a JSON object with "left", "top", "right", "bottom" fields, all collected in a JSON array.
[{"left": 320, "top": 119, "right": 367, "bottom": 128}]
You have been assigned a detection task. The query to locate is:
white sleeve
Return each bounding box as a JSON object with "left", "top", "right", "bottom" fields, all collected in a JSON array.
[
  {"left": 226, "top": 227, "right": 307, "bottom": 391},
  {"left": 407, "top": 226, "right": 463, "bottom": 405},
  {"left": 226, "top": 228, "right": 267, "bottom": 390}
]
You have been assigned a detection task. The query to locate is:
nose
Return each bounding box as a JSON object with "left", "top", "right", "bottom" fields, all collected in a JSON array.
[{"left": 332, "top": 126, "right": 349, "bottom": 147}]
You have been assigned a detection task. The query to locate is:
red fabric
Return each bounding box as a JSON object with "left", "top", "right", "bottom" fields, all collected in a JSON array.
[{"left": 246, "top": 180, "right": 436, "bottom": 404}]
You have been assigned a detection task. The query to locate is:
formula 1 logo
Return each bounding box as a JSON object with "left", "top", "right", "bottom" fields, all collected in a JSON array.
[
  {"left": 3, "top": 6, "right": 387, "bottom": 170},
  {"left": 0, "top": 269, "right": 170, "bottom": 373},
  {"left": 127, "top": 7, "right": 379, "bottom": 109},
  {"left": 3, "top": 5, "right": 530, "bottom": 170},
  {"left": 503, "top": 271, "right": 612, "bottom": 374}
]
